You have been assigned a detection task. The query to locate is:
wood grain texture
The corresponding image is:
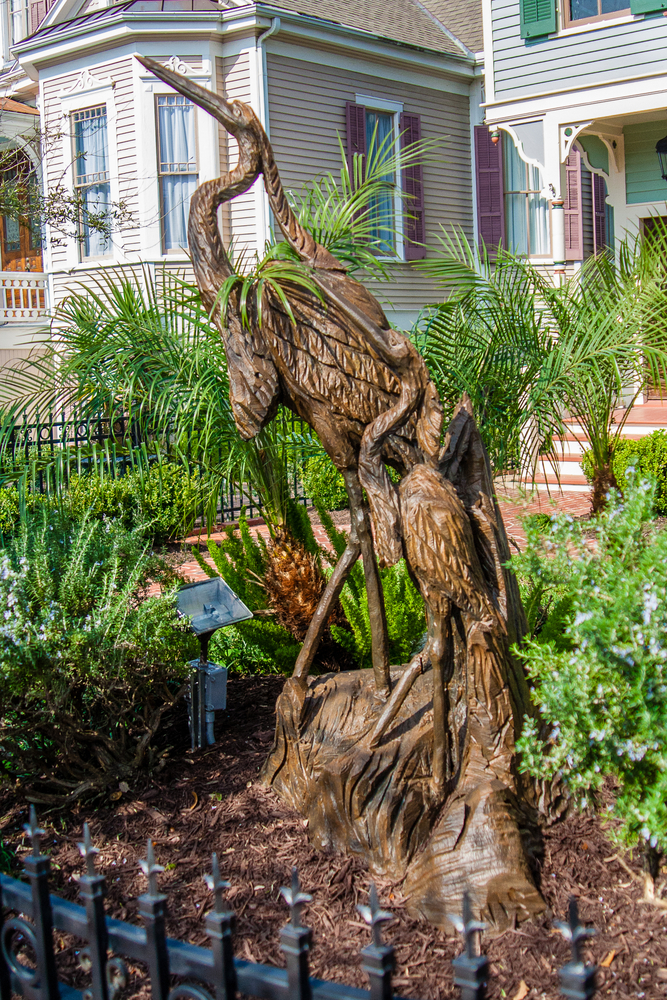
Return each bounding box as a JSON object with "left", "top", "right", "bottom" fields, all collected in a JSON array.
[{"left": 135, "top": 57, "right": 544, "bottom": 929}]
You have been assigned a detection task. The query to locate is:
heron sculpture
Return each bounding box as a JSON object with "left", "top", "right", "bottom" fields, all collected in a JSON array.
[{"left": 138, "top": 56, "right": 542, "bottom": 928}]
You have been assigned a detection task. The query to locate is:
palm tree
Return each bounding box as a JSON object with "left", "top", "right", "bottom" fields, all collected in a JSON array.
[{"left": 417, "top": 227, "right": 667, "bottom": 510}]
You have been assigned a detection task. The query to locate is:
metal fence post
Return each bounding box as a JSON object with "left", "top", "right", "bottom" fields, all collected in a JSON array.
[
  {"left": 555, "top": 898, "right": 597, "bottom": 1000},
  {"left": 279, "top": 867, "right": 312, "bottom": 1000},
  {"left": 204, "top": 854, "right": 237, "bottom": 1000},
  {"left": 451, "top": 893, "right": 488, "bottom": 1000},
  {"left": 358, "top": 884, "right": 395, "bottom": 1000},
  {"left": 0, "top": 874, "right": 11, "bottom": 1000},
  {"left": 22, "top": 806, "right": 60, "bottom": 1000},
  {"left": 138, "top": 840, "right": 170, "bottom": 1000},
  {"left": 77, "top": 824, "right": 109, "bottom": 1000}
]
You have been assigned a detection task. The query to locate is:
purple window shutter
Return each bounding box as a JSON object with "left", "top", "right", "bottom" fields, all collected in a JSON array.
[
  {"left": 345, "top": 102, "right": 366, "bottom": 187},
  {"left": 564, "top": 148, "right": 583, "bottom": 261},
  {"left": 30, "top": 0, "right": 46, "bottom": 31},
  {"left": 400, "top": 111, "right": 425, "bottom": 261},
  {"left": 592, "top": 172, "right": 606, "bottom": 254},
  {"left": 474, "top": 125, "right": 504, "bottom": 254}
]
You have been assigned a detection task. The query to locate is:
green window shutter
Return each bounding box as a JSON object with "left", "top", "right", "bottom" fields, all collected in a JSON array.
[
  {"left": 630, "top": 0, "right": 667, "bottom": 14},
  {"left": 520, "top": 0, "right": 557, "bottom": 37}
]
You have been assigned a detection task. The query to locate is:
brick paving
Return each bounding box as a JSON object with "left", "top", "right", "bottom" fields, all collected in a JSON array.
[{"left": 169, "top": 488, "right": 592, "bottom": 587}]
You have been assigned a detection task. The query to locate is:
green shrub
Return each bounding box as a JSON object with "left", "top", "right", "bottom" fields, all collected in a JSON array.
[
  {"left": 581, "top": 429, "right": 667, "bottom": 514},
  {"left": 514, "top": 475, "right": 667, "bottom": 855},
  {"left": 0, "top": 507, "right": 196, "bottom": 804},
  {"left": 136, "top": 462, "right": 206, "bottom": 542},
  {"left": 302, "top": 455, "right": 348, "bottom": 510},
  {"left": 64, "top": 472, "right": 137, "bottom": 526},
  {"left": 0, "top": 487, "right": 19, "bottom": 535}
]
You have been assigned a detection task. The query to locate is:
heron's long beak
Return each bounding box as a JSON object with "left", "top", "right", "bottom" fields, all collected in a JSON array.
[{"left": 136, "top": 55, "right": 246, "bottom": 137}]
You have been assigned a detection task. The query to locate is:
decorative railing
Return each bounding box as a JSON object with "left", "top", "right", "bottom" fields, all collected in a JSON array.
[
  {"left": 0, "top": 271, "right": 47, "bottom": 322},
  {"left": 0, "top": 807, "right": 599, "bottom": 1000}
]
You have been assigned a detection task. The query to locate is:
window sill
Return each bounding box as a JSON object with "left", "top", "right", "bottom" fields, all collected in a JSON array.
[{"left": 556, "top": 13, "right": 636, "bottom": 37}]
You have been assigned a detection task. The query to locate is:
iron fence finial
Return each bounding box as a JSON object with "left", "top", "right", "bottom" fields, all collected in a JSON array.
[
  {"left": 204, "top": 853, "right": 231, "bottom": 914},
  {"left": 77, "top": 823, "right": 100, "bottom": 877},
  {"left": 357, "top": 882, "right": 393, "bottom": 949},
  {"left": 23, "top": 804, "right": 45, "bottom": 857},
  {"left": 139, "top": 839, "right": 164, "bottom": 897},
  {"left": 280, "top": 866, "right": 312, "bottom": 929},
  {"left": 450, "top": 891, "right": 487, "bottom": 961},
  {"left": 555, "top": 896, "right": 596, "bottom": 964}
]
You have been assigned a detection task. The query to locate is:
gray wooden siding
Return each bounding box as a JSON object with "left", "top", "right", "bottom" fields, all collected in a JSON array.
[
  {"left": 266, "top": 52, "right": 473, "bottom": 315},
  {"left": 492, "top": 1, "right": 667, "bottom": 102}
]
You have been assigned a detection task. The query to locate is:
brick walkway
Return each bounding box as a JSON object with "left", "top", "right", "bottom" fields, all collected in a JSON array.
[{"left": 171, "top": 489, "right": 592, "bottom": 586}]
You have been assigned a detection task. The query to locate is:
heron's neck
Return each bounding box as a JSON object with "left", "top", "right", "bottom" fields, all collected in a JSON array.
[
  {"left": 188, "top": 153, "right": 261, "bottom": 315},
  {"left": 258, "top": 132, "right": 344, "bottom": 272}
]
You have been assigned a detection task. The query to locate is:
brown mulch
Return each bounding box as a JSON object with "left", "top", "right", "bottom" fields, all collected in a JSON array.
[{"left": 1, "top": 676, "right": 667, "bottom": 999}]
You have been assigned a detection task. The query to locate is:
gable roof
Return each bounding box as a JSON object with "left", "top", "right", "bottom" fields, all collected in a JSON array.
[
  {"left": 0, "top": 96, "right": 39, "bottom": 113},
  {"left": 26, "top": 0, "right": 480, "bottom": 60},
  {"left": 419, "top": 0, "right": 483, "bottom": 53}
]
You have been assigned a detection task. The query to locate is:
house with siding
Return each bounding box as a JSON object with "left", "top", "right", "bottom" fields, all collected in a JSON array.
[
  {"left": 480, "top": 0, "right": 667, "bottom": 271},
  {"left": 0, "top": 0, "right": 484, "bottom": 361},
  {"left": 479, "top": 0, "right": 667, "bottom": 489}
]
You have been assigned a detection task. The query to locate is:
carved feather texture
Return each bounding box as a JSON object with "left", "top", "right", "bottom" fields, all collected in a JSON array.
[{"left": 400, "top": 465, "right": 496, "bottom": 622}]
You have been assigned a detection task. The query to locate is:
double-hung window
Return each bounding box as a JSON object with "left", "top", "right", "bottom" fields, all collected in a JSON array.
[
  {"left": 156, "top": 94, "right": 198, "bottom": 252},
  {"left": 346, "top": 100, "right": 425, "bottom": 261},
  {"left": 72, "top": 105, "right": 111, "bottom": 259},
  {"left": 10, "top": 0, "right": 27, "bottom": 45},
  {"left": 503, "top": 133, "right": 549, "bottom": 256},
  {"left": 364, "top": 109, "right": 397, "bottom": 255}
]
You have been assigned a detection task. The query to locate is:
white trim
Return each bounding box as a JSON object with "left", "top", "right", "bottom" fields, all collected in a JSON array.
[
  {"left": 556, "top": 12, "right": 634, "bottom": 38},
  {"left": 355, "top": 93, "right": 404, "bottom": 114},
  {"left": 482, "top": 0, "right": 494, "bottom": 105}
]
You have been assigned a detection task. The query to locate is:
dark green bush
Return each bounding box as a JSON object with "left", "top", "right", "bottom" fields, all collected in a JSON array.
[
  {"left": 302, "top": 455, "right": 348, "bottom": 510},
  {"left": 581, "top": 429, "right": 667, "bottom": 514},
  {"left": 0, "top": 507, "right": 196, "bottom": 804}
]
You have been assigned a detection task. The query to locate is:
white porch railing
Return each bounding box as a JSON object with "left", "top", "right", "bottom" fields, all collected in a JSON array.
[{"left": 0, "top": 271, "right": 47, "bottom": 322}]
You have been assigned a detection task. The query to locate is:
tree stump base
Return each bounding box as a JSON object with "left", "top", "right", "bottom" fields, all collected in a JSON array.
[{"left": 262, "top": 667, "right": 545, "bottom": 932}]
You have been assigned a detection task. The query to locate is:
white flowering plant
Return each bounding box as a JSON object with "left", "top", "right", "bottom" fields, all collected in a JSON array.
[
  {"left": 515, "top": 474, "right": 667, "bottom": 858},
  {"left": 0, "top": 508, "right": 196, "bottom": 805}
]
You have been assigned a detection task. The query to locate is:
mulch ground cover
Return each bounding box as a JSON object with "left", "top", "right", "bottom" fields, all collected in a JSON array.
[{"left": 1, "top": 675, "right": 667, "bottom": 1000}]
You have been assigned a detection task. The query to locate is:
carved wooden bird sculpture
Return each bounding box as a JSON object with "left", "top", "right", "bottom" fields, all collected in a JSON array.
[{"left": 137, "top": 55, "right": 443, "bottom": 699}]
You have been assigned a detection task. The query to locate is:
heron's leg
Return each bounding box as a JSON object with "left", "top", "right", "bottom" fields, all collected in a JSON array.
[
  {"left": 343, "top": 469, "right": 391, "bottom": 699},
  {"left": 430, "top": 605, "right": 452, "bottom": 793},
  {"left": 292, "top": 536, "right": 361, "bottom": 681}
]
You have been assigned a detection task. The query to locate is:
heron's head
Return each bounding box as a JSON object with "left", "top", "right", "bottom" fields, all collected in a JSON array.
[{"left": 137, "top": 55, "right": 263, "bottom": 143}]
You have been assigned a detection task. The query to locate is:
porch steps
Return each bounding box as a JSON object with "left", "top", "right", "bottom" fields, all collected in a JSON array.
[{"left": 530, "top": 400, "right": 667, "bottom": 492}]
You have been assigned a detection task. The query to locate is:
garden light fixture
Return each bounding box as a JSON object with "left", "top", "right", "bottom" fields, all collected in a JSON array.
[
  {"left": 656, "top": 134, "right": 667, "bottom": 181},
  {"left": 176, "top": 577, "right": 253, "bottom": 749}
]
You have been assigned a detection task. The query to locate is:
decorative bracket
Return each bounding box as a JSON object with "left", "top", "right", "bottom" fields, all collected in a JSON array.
[{"left": 560, "top": 123, "right": 593, "bottom": 163}]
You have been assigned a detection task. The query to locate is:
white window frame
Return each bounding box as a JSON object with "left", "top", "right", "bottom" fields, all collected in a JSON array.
[
  {"left": 155, "top": 92, "right": 199, "bottom": 255},
  {"left": 354, "top": 93, "right": 405, "bottom": 261},
  {"left": 58, "top": 79, "right": 120, "bottom": 269}
]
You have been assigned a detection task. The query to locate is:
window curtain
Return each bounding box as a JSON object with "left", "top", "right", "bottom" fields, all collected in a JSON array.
[
  {"left": 365, "top": 110, "right": 394, "bottom": 253},
  {"left": 503, "top": 134, "right": 550, "bottom": 257},
  {"left": 503, "top": 134, "right": 528, "bottom": 255},
  {"left": 74, "top": 112, "right": 110, "bottom": 258},
  {"left": 158, "top": 99, "right": 197, "bottom": 250}
]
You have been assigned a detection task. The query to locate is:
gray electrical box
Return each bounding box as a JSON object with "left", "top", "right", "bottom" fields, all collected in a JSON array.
[{"left": 176, "top": 577, "right": 253, "bottom": 749}]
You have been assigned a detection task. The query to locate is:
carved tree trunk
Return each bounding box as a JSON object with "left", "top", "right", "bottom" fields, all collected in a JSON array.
[{"left": 262, "top": 401, "right": 545, "bottom": 932}]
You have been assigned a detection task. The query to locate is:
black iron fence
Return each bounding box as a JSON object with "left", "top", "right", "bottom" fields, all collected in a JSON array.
[
  {"left": 0, "top": 808, "right": 598, "bottom": 1000},
  {"left": 1, "top": 410, "right": 311, "bottom": 526}
]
